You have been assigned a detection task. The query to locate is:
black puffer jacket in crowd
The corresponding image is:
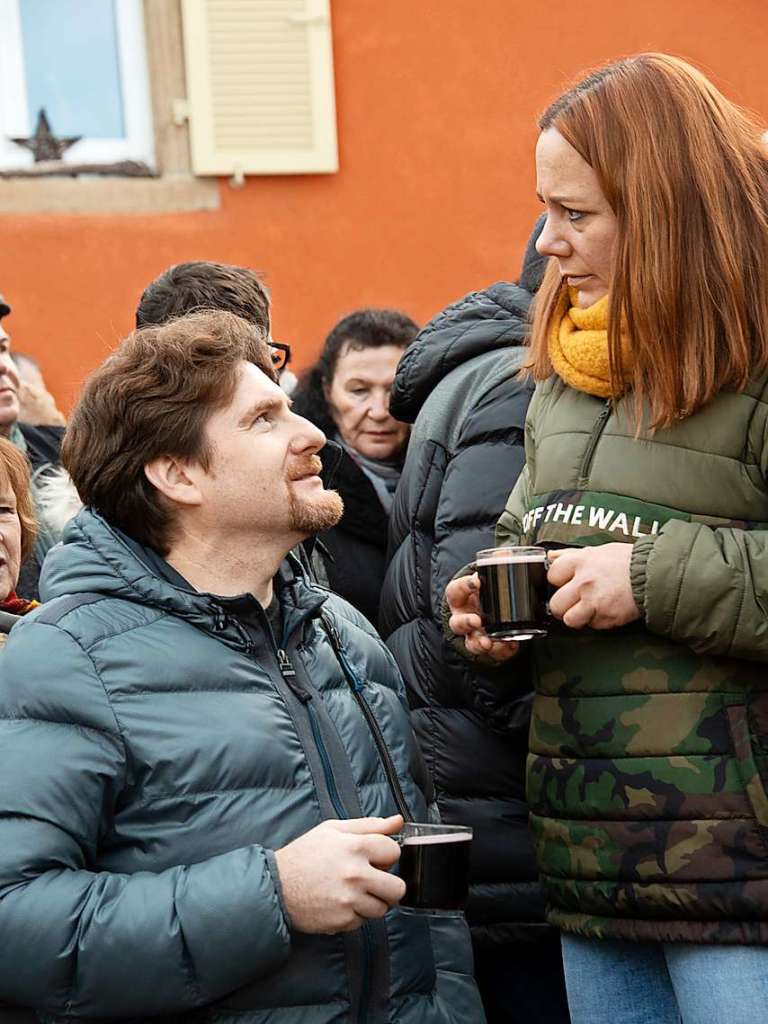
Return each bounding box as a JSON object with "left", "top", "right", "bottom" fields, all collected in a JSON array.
[{"left": 380, "top": 280, "right": 549, "bottom": 949}]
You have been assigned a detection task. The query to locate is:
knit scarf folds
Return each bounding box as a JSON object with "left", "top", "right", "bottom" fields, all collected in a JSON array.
[
  {"left": 335, "top": 434, "right": 403, "bottom": 514},
  {"left": 549, "top": 288, "right": 633, "bottom": 398}
]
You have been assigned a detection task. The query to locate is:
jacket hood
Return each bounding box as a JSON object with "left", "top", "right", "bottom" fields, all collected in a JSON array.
[
  {"left": 391, "top": 216, "right": 546, "bottom": 423},
  {"left": 36, "top": 467, "right": 83, "bottom": 539},
  {"left": 390, "top": 281, "right": 532, "bottom": 423},
  {"left": 40, "top": 508, "right": 327, "bottom": 648}
]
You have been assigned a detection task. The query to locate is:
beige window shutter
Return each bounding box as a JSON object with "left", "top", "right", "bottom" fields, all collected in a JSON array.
[{"left": 180, "top": 0, "right": 338, "bottom": 176}]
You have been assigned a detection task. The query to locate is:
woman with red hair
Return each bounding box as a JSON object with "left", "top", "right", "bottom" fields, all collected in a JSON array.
[
  {"left": 448, "top": 53, "right": 768, "bottom": 1022},
  {"left": 0, "top": 436, "right": 38, "bottom": 643}
]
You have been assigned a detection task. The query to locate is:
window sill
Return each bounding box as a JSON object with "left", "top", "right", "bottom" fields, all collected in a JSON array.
[{"left": 0, "top": 172, "right": 220, "bottom": 214}]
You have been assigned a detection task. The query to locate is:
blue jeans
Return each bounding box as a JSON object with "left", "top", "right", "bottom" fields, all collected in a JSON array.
[{"left": 562, "top": 934, "right": 768, "bottom": 1024}]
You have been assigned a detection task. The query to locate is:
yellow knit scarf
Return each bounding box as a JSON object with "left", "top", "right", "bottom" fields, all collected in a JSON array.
[{"left": 549, "top": 288, "right": 633, "bottom": 398}]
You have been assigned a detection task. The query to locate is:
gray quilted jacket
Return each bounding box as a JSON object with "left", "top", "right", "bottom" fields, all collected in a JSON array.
[{"left": 0, "top": 509, "right": 484, "bottom": 1023}]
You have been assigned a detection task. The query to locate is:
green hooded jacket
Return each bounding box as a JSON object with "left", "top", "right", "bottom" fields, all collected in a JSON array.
[{"left": 496, "top": 373, "right": 768, "bottom": 944}]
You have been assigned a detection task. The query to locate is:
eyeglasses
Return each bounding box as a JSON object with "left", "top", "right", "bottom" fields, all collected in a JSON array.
[{"left": 270, "top": 341, "right": 291, "bottom": 372}]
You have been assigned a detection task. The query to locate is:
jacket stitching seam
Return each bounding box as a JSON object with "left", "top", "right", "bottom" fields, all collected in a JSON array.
[
  {"left": 28, "top": 623, "right": 129, "bottom": 770},
  {"left": 0, "top": 715, "right": 120, "bottom": 744},
  {"left": 728, "top": 532, "right": 750, "bottom": 657},
  {"left": 127, "top": 779, "right": 389, "bottom": 811},
  {"left": 665, "top": 527, "right": 697, "bottom": 634}
]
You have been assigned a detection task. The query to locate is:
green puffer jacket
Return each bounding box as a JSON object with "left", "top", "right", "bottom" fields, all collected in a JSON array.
[
  {"left": 497, "top": 373, "right": 768, "bottom": 945},
  {"left": 0, "top": 509, "right": 484, "bottom": 1022}
]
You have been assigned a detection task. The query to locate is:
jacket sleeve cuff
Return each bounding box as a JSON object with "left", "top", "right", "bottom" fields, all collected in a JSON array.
[
  {"left": 264, "top": 848, "right": 293, "bottom": 931},
  {"left": 630, "top": 535, "right": 656, "bottom": 612}
]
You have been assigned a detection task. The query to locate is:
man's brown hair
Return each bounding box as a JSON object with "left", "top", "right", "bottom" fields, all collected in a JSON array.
[
  {"left": 0, "top": 436, "right": 37, "bottom": 563},
  {"left": 63, "top": 311, "right": 276, "bottom": 553},
  {"left": 135, "top": 261, "right": 271, "bottom": 334},
  {"left": 527, "top": 53, "right": 768, "bottom": 427}
]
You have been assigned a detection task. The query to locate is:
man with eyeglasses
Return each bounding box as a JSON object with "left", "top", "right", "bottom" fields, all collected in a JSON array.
[{"left": 135, "top": 261, "right": 297, "bottom": 394}]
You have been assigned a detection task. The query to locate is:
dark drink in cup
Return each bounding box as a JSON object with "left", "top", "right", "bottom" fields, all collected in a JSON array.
[
  {"left": 476, "top": 546, "right": 549, "bottom": 641},
  {"left": 398, "top": 823, "right": 472, "bottom": 911}
]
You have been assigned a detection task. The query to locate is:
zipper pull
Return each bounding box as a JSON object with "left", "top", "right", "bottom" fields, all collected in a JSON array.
[
  {"left": 277, "top": 648, "right": 312, "bottom": 703},
  {"left": 277, "top": 649, "right": 296, "bottom": 678}
]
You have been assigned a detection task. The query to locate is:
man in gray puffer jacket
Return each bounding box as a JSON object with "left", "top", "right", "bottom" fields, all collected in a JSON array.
[{"left": 0, "top": 310, "right": 484, "bottom": 1023}]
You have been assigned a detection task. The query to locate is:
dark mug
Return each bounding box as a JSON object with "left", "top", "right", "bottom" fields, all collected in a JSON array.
[
  {"left": 476, "top": 545, "right": 550, "bottom": 641},
  {"left": 397, "top": 823, "right": 472, "bottom": 911}
]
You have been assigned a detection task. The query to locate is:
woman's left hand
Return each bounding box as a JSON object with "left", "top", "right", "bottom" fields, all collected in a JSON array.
[{"left": 547, "top": 543, "right": 642, "bottom": 630}]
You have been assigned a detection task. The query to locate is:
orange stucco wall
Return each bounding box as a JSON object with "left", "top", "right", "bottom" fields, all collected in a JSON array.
[{"left": 1, "top": 0, "right": 768, "bottom": 411}]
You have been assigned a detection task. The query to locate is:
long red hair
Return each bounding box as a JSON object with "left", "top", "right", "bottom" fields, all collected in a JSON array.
[
  {"left": 527, "top": 53, "right": 768, "bottom": 427},
  {"left": 0, "top": 437, "right": 36, "bottom": 564}
]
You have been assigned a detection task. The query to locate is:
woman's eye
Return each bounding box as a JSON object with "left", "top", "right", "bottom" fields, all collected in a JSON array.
[
  {"left": 251, "top": 415, "right": 270, "bottom": 428},
  {"left": 0, "top": 506, "right": 14, "bottom": 515},
  {"left": 349, "top": 387, "right": 369, "bottom": 397},
  {"left": 565, "top": 207, "right": 585, "bottom": 222}
]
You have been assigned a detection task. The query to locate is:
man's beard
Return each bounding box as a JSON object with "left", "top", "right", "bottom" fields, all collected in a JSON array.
[{"left": 287, "top": 455, "right": 344, "bottom": 535}]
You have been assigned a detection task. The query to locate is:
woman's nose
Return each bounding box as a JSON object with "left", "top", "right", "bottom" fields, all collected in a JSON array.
[
  {"left": 536, "top": 214, "right": 570, "bottom": 258},
  {"left": 367, "top": 392, "right": 390, "bottom": 420}
]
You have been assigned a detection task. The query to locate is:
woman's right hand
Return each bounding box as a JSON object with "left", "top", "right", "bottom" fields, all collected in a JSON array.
[{"left": 446, "top": 574, "right": 519, "bottom": 662}]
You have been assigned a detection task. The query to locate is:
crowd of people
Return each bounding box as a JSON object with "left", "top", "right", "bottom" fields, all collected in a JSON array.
[{"left": 1, "top": 51, "right": 767, "bottom": 1024}]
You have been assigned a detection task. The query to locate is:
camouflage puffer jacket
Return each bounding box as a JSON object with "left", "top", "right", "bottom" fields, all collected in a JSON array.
[{"left": 497, "top": 373, "right": 768, "bottom": 944}]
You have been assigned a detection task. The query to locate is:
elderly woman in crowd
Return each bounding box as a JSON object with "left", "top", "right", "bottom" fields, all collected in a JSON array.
[
  {"left": 0, "top": 436, "right": 38, "bottom": 645},
  {"left": 448, "top": 53, "right": 768, "bottom": 1024},
  {"left": 292, "top": 308, "right": 418, "bottom": 623}
]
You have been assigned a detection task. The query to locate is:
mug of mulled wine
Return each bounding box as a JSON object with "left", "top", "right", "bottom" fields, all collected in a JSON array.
[
  {"left": 397, "top": 823, "right": 472, "bottom": 911},
  {"left": 476, "top": 545, "right": 550, "bottom": 641}
]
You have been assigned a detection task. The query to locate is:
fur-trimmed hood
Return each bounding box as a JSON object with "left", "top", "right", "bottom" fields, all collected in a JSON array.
[{"left": 35, "top": 467, "right": 82, "bottom": 541}]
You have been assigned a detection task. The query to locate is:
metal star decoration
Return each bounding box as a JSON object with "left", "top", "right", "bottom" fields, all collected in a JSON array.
[{"left": 11, "top": 108, "right": 81, "bottom": 163}]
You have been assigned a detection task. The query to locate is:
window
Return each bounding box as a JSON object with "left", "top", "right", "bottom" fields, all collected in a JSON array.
[
  {"left": 0, "top": 0, "right": 154, "bottom": 172},
  {"left": 0, "top": 0, "right": 338, "bottom": 213}
]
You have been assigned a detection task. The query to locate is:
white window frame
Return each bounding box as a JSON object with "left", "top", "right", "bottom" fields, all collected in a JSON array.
[{"left": 0, "top": 0, "right": 155, "bottom": 170}]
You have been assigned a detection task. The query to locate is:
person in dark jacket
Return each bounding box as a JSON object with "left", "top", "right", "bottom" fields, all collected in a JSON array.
[
  {"left": 380, "top": 219, "right": 570, "bottom": 1024},
  {"left": 0, "top": 292, "right": 65, "bottom": 599},
  {"left": 292, "top": 308, "right": 418, "bottom": 624},
  {"left": 0, "top": 310, "right": 484, "bottom": 1023}
]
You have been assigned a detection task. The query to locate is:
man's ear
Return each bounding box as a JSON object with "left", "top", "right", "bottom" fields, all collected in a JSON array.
[{"left": 144, "top": 456, "right": 203, "bottom": 508}]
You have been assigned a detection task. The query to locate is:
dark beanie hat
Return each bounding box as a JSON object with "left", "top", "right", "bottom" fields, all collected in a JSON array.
[{"left": 519, "top": 214, "right": 548, "bottom": 295}]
